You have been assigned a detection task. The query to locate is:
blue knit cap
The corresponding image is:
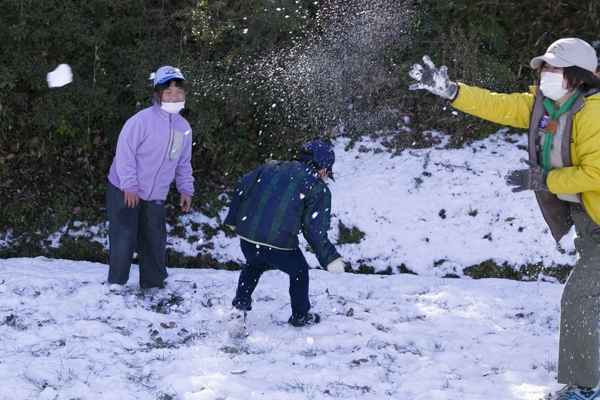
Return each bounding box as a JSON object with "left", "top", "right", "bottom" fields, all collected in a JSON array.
[{"left": 297, "top": 140, "right": 335, "bottom": 180}]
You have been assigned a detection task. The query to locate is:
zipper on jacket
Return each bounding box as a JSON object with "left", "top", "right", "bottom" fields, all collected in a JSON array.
[{"left": 147, "top": 113, "right": 171, "bottom": 200}]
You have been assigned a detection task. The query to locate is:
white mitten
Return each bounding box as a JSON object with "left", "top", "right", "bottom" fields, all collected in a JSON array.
[
  {"left": 408, "top": 55, "right": 458, "bottom": 100},
  {"left": 327, "top": 259, "right": 345, "bottom": 275}
]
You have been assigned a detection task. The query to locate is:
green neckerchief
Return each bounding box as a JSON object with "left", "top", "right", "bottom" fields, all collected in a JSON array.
[
  {"left": 543, "top": 90, "right": 581, "bottom": 120},
  {"left": 540, "top": 90, "right": 581, "bottom": 171}
]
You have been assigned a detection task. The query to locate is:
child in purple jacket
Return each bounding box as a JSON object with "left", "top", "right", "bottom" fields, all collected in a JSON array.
[{"left": 106, "top": 66, "right": 194, "bottom": 291}]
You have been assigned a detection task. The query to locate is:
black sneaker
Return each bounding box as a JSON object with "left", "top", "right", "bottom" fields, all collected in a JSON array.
[{"left": 288, "top": 313, "right": 321, "bottom": 327}]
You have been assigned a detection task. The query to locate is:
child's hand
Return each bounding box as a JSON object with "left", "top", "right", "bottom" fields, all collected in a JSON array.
[
  {"left": 124, "top": 191, "right": 139, "bottom": 208},
  {"left": 327, "top": 259, "right": 345, "bottom": 274},
  {"left": 180, "top": 193, "right": 192, "bottom": 212}
]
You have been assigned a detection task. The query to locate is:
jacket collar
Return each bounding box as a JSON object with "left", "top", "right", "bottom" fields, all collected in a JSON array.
[
  {"left": 152, "top": 102, "right": 181, "bottom": 121},
  {"left": 572, "top": 88, "right": 600, "bottom": 114},
  {"left": 531, "top": 86, "right": 600, "bottom": 115}
]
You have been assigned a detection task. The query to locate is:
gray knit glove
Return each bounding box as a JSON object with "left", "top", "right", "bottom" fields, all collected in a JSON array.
[
  {"left": 505, "top": 159, "right": 548, "bottom": 192},
  {"left": 408, "top": 55, "right": 458, "bottom": 100}
]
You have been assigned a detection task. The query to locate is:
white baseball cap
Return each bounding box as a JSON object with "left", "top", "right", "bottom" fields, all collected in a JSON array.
[{"left": 530, "top": 38, "right": 598, "bottom": 73}]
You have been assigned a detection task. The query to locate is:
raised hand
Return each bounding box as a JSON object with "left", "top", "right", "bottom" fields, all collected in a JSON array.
[{"left": 408, "top": 55, "right": 458, "bottom": 100}]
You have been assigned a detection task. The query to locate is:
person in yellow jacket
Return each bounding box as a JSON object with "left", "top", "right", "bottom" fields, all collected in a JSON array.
[{"left": 409, "top": 38, "right": 600, "bottom": 400}]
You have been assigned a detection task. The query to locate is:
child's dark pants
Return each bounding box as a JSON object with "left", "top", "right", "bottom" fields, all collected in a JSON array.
[
  {"left": 233, "top": 239, "right": 311, "bottom": 319},
  {"left": 106, "top": 182, "right": 168, "bottom": 289}
]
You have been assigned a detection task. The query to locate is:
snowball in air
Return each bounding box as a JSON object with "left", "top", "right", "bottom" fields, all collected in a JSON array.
[{"left": 46, "top": 64, "right": 73, "bottom": 88}]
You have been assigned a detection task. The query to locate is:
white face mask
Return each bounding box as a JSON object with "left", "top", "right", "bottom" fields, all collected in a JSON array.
[
  {"left": 161, "top": 101, "right": 185, "bottom": 114},
  {"left": 540, "top": 72, "right": 568, "bottom": 101}
]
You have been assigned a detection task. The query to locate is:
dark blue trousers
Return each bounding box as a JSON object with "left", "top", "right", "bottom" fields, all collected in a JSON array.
[
  {"left": 233, "top": 239, "right": 311, "bottom": 319},
  {"left": 106, "top": 182, "right": 168, "bottom": 289}
]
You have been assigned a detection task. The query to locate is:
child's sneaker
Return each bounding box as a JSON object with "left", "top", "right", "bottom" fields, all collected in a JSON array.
[
  {"left": 228, "top": 305, "right": 247, "bottom": 338},
  {"left": 108, "top": 283, "right": 125, "bottom": 292},
  {"left": 287, "top": 313, "right": 321, "bottom": 327},
  {"left": 544, "top": 385, "right": 600, "bottom": 400}
]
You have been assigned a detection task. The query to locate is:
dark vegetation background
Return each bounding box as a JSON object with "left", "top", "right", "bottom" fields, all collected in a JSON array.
[{"left": 1, "top": 0, "right": 599, "bottom": 278}]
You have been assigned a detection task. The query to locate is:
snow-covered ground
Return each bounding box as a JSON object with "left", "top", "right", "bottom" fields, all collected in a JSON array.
[
  {"left": 0, "top": 131, "right": 579, "bottom": 399},
  {"left": 0, "top": 257, "right": 565, "bottom": 400}
]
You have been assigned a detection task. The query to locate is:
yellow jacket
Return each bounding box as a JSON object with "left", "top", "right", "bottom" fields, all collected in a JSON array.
[{"left": 451, "top": 82, "right": 600, "bottom": 239}]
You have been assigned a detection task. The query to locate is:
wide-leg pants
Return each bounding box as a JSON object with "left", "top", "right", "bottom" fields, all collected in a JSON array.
[
  {"left": 558, "top": 205, "right": 600, "bottom": 388},
  {"left": 106, "top": 182, "right": 168, "bottom": 289}
]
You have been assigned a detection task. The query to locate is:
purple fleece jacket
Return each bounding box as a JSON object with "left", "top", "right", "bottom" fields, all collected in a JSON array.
[{"left": 108, "top": 103, "right": 194, "bottom": 201}]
